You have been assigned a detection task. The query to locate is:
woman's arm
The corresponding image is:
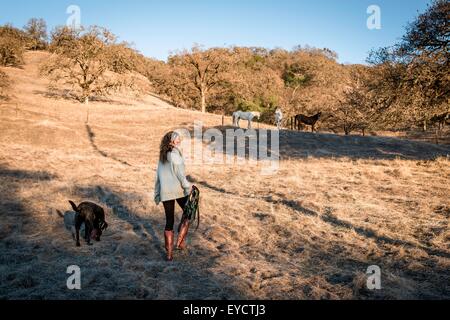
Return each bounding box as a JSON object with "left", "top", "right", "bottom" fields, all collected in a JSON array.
[
  {"left": 172, "top": 154, "right": 191, "bottom": 193},
  {"left": 154, "top": 171, "right": 161, "bottom": 205}
]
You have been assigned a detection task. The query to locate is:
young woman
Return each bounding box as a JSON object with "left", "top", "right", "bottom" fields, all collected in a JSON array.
[{"left": 154, "top": 131, "right": 192, "bottom": 261}]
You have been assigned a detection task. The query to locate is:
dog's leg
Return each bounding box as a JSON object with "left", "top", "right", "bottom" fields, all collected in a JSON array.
[
  {"left": 98, "top": 221, "right": 108, "bottom": 241},
  {"left": 75, "top": 214, "right": 81, "bottom": 247},
  {"left": 93, "top": 221, "right": 101, "bottom": 241},
  {"left": 75, "top": 216, "right": 82, "bottom": 247},
  {"left": 75, "top": 228, "right": 81, "bottom": 247},
  {"left": 85, "top": 221, "right": 93, "bottom": 246}
]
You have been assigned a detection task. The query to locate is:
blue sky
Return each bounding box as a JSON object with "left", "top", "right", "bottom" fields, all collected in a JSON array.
[{"left": 1, "top": 0, "right": 430, "bottom": 64}]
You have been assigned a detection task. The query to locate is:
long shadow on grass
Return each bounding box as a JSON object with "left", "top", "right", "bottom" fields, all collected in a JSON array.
[
  {"left": 33, "top": 90, "right": 135, "bottom": 106},
  {"left": 85, "top": 124, "right": 132, "bottom": 166},
  {"left": 190, "top": 176, "right": 450, "bottom": 298},
  {"left": 0, "top": 164, "right": 242, "bottom": 299},
  {"left": 275, "top": 198, "right": 449, "bottom": 259},
  {"left": 71, "top": 184, "right": 242, "bottom": 299},
  {"left": 73, "top": 185, "right": 165, "bottom": 259},
  {"left": 182, "top": 124, "right": 450, "bottom": 161},
  {"left": 0, "top": 165, "right": 60, "bottom": 299},
  {"left": 190, "top": 177, "right": 450, "bottom": 259}
]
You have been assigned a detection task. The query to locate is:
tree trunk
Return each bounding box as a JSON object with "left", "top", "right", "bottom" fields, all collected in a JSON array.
[
  {"left": 435, "top": 125, "right": 440, "bottom": 144},
  {"left": 344, "top": 126, "right": 350, "bottom": 135},
  {"left": 200, "top": 89, "right": 206, "bottom": 113},
  {"left": 82, "top": 88, "right": 89, "bottom": 105}
]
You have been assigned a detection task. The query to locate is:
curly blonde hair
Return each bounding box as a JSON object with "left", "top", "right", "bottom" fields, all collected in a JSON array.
[{"left": 159, "top": 131, "right": 179, "bottom": 163}]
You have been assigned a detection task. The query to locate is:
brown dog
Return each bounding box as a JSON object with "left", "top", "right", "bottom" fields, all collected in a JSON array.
[{"left": 68, "top": 200, "right": 108, "bottom": 246}]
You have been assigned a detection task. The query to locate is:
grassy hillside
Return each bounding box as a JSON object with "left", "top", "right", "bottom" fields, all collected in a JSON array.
[{"left": 0, "top": 52, "right": 449, "bottom": 299}]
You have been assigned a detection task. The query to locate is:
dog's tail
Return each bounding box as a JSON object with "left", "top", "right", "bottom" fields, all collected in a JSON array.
[
  {"left": 68, "top": 200, "right": 79, "bottom": 212},
  {"left": 56, "top": 209, "right": 64, "bottom": 218}
]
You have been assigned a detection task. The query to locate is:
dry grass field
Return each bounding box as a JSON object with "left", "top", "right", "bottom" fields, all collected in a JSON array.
[{"left": 0, "top": 52, "right": 449, "bottom": 299}]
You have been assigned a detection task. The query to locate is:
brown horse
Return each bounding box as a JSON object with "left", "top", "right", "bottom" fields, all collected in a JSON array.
[
  {"left": 294, "top": 112, "right": 322, "bottom": 132},
  {"left": 430, "top": 112, "right": 450, "bottom": 130}
]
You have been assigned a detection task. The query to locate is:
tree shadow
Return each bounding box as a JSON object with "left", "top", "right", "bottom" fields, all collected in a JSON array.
[
  {"left": 1, "top": 162, "right": 447, "bottom": 299},
  {"left": 190, "top": 176, "right": 450, "bottom": 259},
  {"left": 0, "top": 165, "right": 243, "bottom": 299},
  {"left": 69, "top": 184, "right": 243, "bottom": 299},
  {"left": 85, "top": 124, "right": 132, "bottom": 166},
  {"left": 0, "top": 165, "right": 60, "bottom": 299},
  {"left": 33, "top": 89, "right": 135, "bottom": 107},
  {"left": 188, "top": 176, "right": 449, "bottom": 298},
  {"left": 182, "top": 124, "right": 450, "bottom": 161},
  {"left": 72, "top": 185, "right": 165, "bottom": 259},
  {"left": 404, "top": 127, "right": 450, "bottom": 145},
  {"left": 184, "top": 124, "right": 278, "bottom": 161},
  {"left": 33, "top": 89, "right": 80, "bottom": 103},
  {"left": 87, "top": 96, "right": 135, "bottom": 106},
  {"left": 319, "top": 208, "right": 450, "bottom": 259},
  {"left": 0, "top": 167, "right": 56, "bottom": 181},
  {"left": 187, "top": 175, "right": 229, "bottom": 194}
]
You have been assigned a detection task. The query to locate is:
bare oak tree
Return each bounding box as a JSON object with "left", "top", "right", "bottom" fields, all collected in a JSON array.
[
  {"left": 169, "top": 46, "right": 230, "bottom": 113},
  {"left": 368, "top": 0, "right": 449, "bottom": 135},
  {"left": 24, "top": 18, "right": 47, "bottom": 50},
  {"left": 41, "top": 26, "right": 134, "bottom": 104}
]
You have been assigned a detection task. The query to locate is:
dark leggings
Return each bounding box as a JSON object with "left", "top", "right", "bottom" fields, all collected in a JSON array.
[{"left": 163, "top": 196, "right": 189, "bottom": 231}]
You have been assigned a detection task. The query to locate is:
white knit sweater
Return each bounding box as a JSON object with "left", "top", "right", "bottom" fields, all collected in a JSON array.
[{"left": 154, "top": 147, "right": 191, "bottom": 204}]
